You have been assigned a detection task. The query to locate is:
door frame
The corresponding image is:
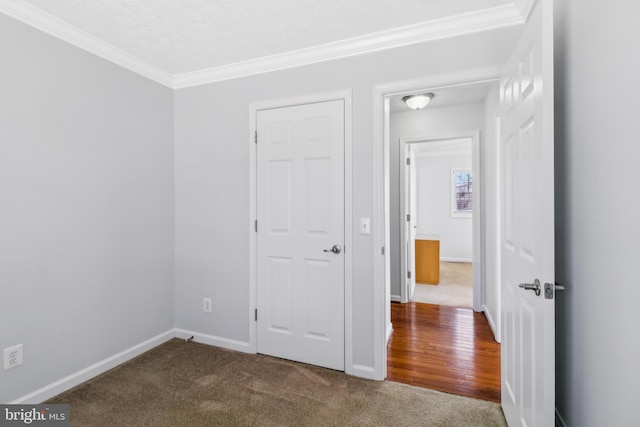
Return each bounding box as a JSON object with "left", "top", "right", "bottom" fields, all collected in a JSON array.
[
  {"left": 248, "top": 90, "right": 353, "bottom": 372},
  {"left": 398, "top": 132, "right": 482, "bottom": 311},
  {"left": 372, "top": 67, "right": 501, "bottom": 380}
]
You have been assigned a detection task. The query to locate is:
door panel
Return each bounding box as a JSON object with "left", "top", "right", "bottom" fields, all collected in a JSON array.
[
  {"left": 269, "top": 161, "right": 292, "bottom": 232},
  {"left": 257, "top": 100, "right": 345, "bottom": 371},
  {"left": 500, "top": 1, "right": 555, "bottom": 426},
  {"left": 269, "top": 256, "right": 293, "bottom": 333},
  {"left": 305, "top": 158, "right": 331, "bottom": 233},
  {"left": 305, "top": 259, "right": 331, "bottom": 338}
]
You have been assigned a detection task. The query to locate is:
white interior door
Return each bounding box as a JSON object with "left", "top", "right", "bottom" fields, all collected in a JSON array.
[
  {"left": 256, "top": 100, "right": 345, "bottom": 371},
  {"left": 500, "top": 1, "right": 555, "bottom": 425},
  {"left": 407, "top": 146, "right": 418, "bottom": 299},
  {"left": 400, "top": 143, "right": 418, "bottom": 303}
]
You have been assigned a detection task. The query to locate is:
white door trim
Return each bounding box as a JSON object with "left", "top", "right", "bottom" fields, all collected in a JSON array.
[
  {"left": 249, "top": 90, "right": 353, "bottom": 373},
  {"left": 398, "top": 133, "right": 482, "bottom": 311},
  {"left": 372, "top": 66, "right": 501, "bottom": 380}
]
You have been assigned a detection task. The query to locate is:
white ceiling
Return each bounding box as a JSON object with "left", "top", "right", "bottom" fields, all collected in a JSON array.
[
  {"left": 389, "top": 82, "right": 492, "bottom": 113},
  {"left": 1, "top": 0, "right": 520, "bottom": 87},
  {"left": 14, "top": 0, "right": 512, "bottom": 74}
]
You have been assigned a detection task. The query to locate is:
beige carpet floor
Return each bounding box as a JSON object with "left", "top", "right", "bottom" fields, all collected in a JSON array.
[
  {"left": 46, "top": 339, "right": 506, "bottom": 426},
  {"left": 411, "top": 262, "right": 473, "bottom": 308}
]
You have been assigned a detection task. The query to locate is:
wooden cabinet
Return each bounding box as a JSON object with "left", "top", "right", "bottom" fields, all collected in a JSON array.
[{"left": 415, "top": 239, "right": 440, "bottom": 284}]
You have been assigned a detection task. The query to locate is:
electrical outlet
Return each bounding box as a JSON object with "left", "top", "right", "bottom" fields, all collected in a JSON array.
[
  {"left": 4, "top": 344, "right": 23, "bottom": 371},
  {"left": 203, "top": 298, "right": 212, "bottom": 313}
]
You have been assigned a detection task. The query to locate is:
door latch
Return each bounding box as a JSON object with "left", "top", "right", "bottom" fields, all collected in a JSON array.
[{"left": 519, "top": 279, "right": 541, "bottom": 296}]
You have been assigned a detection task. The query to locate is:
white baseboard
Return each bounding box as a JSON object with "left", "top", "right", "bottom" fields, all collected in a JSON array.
[
  {"left": 10, "top": 329, "right": 175, "bottom": 404},
  {"left": 390, "top": 294, "right": 401, "bottom": 302},
  {"left": 11, "top": 326, "right": 383, "bottom": 404},
  {"left": 440, "top": 257, "right": 473, "bottom": 263},
  {"left": 10, "top": 328, "right": 253, "bottom": 404},
  {"left": 483, "top": 304, "right": 501, "bottom": 343},
  {"left": 174, "top": 328, "right": 252, "bottom": 354},
  {"left": 386, "top": 323, "right": 394, "bottom": 345}
]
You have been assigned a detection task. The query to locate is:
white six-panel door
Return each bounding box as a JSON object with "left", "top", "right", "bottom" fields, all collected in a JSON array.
[
  {"left": 256, "top": 100, "right": 345, "bottom": 371},
  {"left": 500, "top": 1, "right": 555, "bottom": 425},
  {"left": 405, "top": 145, "right": 417, "bottom": 300}
]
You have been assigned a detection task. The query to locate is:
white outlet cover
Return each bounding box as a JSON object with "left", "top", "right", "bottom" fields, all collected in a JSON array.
[{"left": 3, "top": 344, "right": 23, "bottom": 371}]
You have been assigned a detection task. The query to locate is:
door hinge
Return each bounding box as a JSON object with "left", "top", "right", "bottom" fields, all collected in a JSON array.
[
  {"left": 406, "top": 214, "right": 410, "bottom": 222},
  {"left": 254, "top": 308, "right": 258, "bottom": 321},
  {"left": 254, "top": 220, "right": 257, "bottom": 232},
  {"left": 381, "top": 246, "right": 385, "bottom": 255},
  {"left": 254, "top": 131, "right": 258, "bottom": 144},
  {"left": 407, "top": 271, "right": 412, "bottom": 279},
  {"left": 406, "top": 157, "right": 410, "bottom": 165}
]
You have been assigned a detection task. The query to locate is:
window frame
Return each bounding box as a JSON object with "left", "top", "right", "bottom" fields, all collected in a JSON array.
[{"left": 451, "top": 168, "right": 473, "bottom": 218}]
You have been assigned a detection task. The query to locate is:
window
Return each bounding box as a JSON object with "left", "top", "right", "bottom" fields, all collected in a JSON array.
[{"left": 451, "top": 168, "right": 472, "bottom": 217}]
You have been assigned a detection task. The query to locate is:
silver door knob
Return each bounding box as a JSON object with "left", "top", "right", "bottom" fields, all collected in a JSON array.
[
  {"left": 519, "top": 279, "right": 541, "bottom": 296},
  {"left": 323, "top": 245, "right": 342, "bottom": 254}
]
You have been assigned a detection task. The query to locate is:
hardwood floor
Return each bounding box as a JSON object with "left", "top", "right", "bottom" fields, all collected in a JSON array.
[{"left": 387, "top": 302, "right": 501, "bottom": 402}]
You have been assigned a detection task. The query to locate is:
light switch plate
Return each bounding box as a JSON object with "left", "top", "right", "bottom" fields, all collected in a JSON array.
[{"left": 360, "top": 217, "right": 371, "bottom": 234}]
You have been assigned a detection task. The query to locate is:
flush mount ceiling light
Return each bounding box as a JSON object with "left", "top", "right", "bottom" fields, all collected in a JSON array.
[{"left": 402, "top": 93, "right": 434, "bottom": 110}]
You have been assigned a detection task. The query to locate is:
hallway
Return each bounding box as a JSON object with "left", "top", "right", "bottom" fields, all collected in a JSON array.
[{"left": 387, "top": 302, "right": 501, "bottom": 402}]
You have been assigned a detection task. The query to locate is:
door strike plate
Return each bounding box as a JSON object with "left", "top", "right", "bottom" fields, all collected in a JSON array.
[{"left": 544, "top": 283, "right": 554, "bottom": 299}]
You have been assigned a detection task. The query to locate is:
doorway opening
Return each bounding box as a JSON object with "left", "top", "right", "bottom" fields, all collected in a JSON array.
[
  {"left": 398, "top": 135, "right": 478, "bottom": 310},
  {"left": 381, "top": 78, "right": 502, "bottom": 402}
]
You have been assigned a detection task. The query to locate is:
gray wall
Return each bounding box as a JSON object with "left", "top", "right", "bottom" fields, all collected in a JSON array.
[
  {"left": 415, "top": 150, "right": 473, "bottom": 260},
  {"left": 389, "top": 104, "right": 485, "bottom": 299},
  {"left": 482, "top": 82, "right": 501, "bottom": 339},
  {"left": 554, "top": 0, "right": 640, "bottom": 425},
  {"left": 173, "top": 29, "right": 518, "bottom": 371},
  {"left": 0, "top": 15, "right": 175, "bottom": 403}
]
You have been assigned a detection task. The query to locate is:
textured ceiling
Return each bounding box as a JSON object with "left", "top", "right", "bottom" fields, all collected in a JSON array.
[{"left": 17, "top": 0, "right": 513, "bottom": 75}]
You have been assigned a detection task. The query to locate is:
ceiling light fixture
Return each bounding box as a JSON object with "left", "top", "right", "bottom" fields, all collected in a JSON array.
[{"left": 402, "top": 93, "right": 434, "bottom": 110}]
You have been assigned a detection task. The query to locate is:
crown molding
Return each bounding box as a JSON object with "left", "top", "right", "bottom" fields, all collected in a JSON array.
[
  {"left": 2, "top": 1, "right": 524, "bottom": 90},
  {"left": 172, "top": 4, "right": 523, "bottom": 89},
  {"left": 0, "top": 0, "right": 173, "bottom": 88}
]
